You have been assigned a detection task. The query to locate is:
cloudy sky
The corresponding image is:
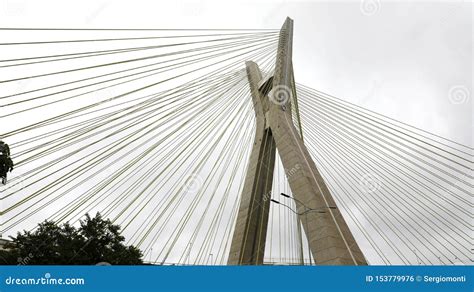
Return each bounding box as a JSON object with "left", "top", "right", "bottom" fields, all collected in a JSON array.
[{"left": 1, "top": 0, "right": 471, "bottom": 145}]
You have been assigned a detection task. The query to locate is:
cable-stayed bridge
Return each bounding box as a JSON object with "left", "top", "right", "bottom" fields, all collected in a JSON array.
[{"left": 0, "top": 18, "right": 472, "bottom": 266}]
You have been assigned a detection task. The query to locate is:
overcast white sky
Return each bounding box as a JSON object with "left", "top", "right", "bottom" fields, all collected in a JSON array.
[{"left": 1, "top": 0, "right": 471, "bottom": 145}]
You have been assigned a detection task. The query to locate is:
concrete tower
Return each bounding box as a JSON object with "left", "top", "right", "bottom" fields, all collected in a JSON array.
[{"left": 228, "top": 17, "right": 367, "bottom": 265}]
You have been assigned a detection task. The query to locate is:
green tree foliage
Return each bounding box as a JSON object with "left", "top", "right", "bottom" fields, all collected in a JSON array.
[{"left": 0, "top": 213, "right": 143, "bottom": 265}]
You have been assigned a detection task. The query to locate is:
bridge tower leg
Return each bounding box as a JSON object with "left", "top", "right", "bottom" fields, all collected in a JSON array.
[
  {"left": 227, "top": 61, "right": 277, "bottom": 265},
  {"left": 228, "top": 17, "right": 367, "bottom": 265}
]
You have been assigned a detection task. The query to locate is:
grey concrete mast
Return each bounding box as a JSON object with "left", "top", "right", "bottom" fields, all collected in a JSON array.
[{"left": 228, "top": 17, "right": 367, "bottom": 265}]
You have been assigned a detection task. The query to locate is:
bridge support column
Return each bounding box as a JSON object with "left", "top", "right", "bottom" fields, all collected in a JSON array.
[
  {"left": 227, "top": 62, "right": 276, "bottom": 265},
  {"left": 228, "top": 17, "right": 367, "bottom": 265}
]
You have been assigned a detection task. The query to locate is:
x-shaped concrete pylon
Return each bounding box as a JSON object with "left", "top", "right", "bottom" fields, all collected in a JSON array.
[{"left": 228, "top": 17, "right": 367, "bottom": 265}]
